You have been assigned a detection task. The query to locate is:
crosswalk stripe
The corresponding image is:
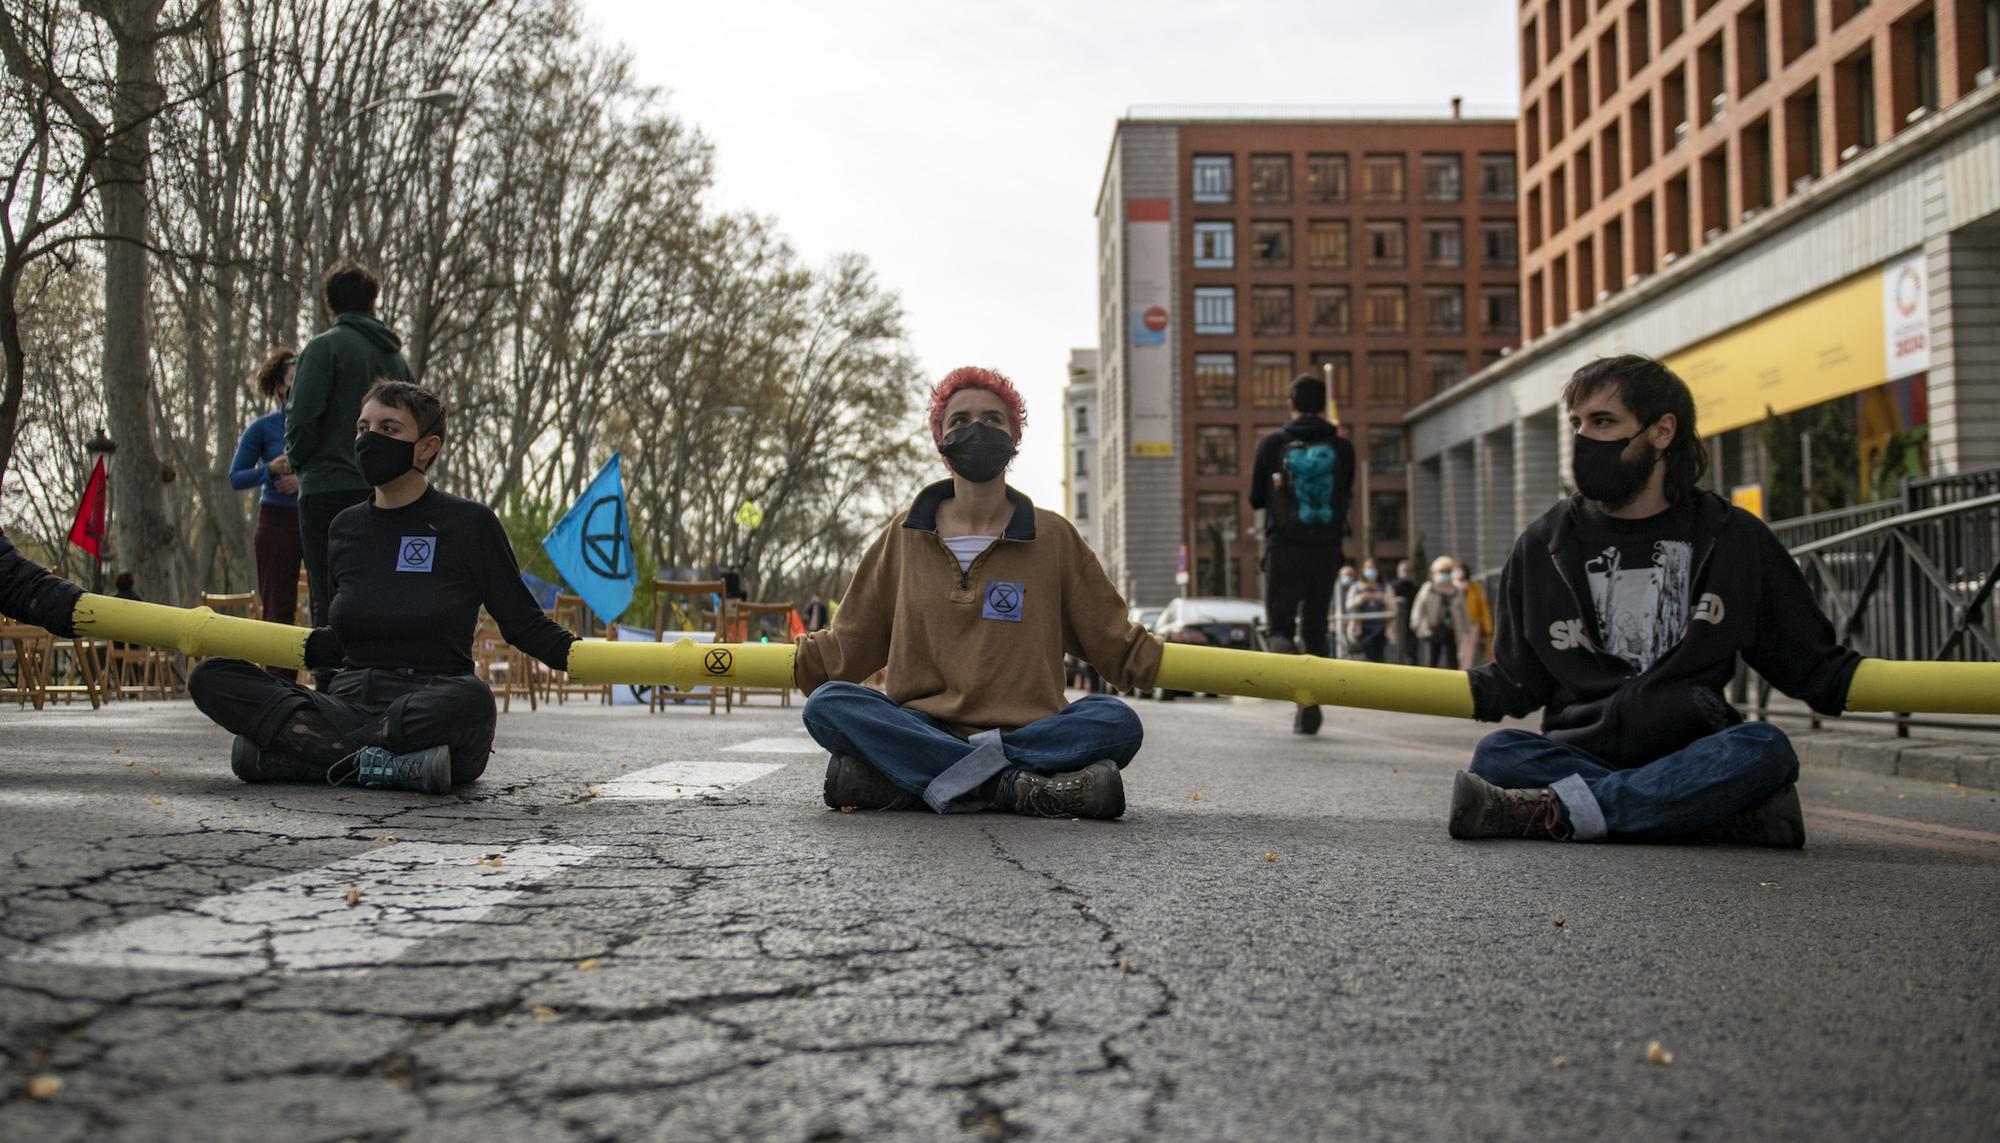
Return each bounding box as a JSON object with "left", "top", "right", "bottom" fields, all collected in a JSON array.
[
  {"left": 17, "top": 842, "right": 603, "bottom": 976},
  {"left": 592, "top": 760, "right": 785, "bottom": 800},
  {"left": 721, "top": 736, "right": 824, "bottom": 754}
]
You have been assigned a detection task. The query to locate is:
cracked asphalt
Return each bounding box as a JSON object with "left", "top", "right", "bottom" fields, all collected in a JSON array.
[{"left": 1, "top": 694, "right": 1996, "bottom": 1142}]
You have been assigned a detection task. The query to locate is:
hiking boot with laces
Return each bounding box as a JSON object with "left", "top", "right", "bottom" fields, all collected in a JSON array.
[
  {"left": 229, "top": 735, "right": 330, "bottom": 784},
  {"left": 994, "top": 760, "right": 1125, "bottom": 820},
  {"left": 822, "top": 754, "right": 920, "bottom": 811},
  {"left": 1447, "top": 770, "right": 1572, "bottom": 840},
  {"left": 1697, "top": 784, "right": 1806, "bottom": 848},
  {"left": 328, "top": 745, "right": 453, "bottom": 795}
]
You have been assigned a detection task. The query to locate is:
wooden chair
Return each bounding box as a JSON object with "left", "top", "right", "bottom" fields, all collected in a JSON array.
[
  {"left": 649, "top": 578, "right": 730, "bottom": 715},
  {"left": 100, "top": 638, "right": 172, "bottom": 700},
  {"left": 473, "top": 619, "right": 538, "bottom": 713},
  {"left": 0, "top": 623, "right": 50, "bottom": 709},
  {"left": 542, "top": 593, "right": 611, "bottom": 706},
  {"left": 725, "top": 601, "right": 797, "bottom": 707},
  {"left": 200, "top": 591, "right": 258, "bottom": 616},
  {"left": 35, "top": 634, "right": 104, "bottom": 708}
]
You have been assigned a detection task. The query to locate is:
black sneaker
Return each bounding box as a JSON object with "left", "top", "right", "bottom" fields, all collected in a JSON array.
[
  {"left": 229, "top": 735, "right": 329, "bottom": 784},
  {"left": 1697, "top": 784, "right": 1806, "bottom": 848},
  {"left": 328, "top": 745, "right": 453, "bottom": 795},
  {"left": 1447, "top": 770, "right": 1571, "bottom": 840},
  {"left": 994, "top": 760, "right": 1125, "bottom": 820},
  {"left": 1294, "top": 704, "right": 1323, "bottom": 735},
  {"left": 822, "top": 754, "right": 920, "bottom": 811},
  {"left": 1265, "top": 634, "right": 1299, "bottom": 656}
]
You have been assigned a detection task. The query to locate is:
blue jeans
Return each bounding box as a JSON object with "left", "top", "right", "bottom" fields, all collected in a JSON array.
[
  {"left": 1470, "top": 723, "right": 1798, "bottom": 841},
  {"left": 802, "top": 682, "right": 1144, "bottom": 814}
]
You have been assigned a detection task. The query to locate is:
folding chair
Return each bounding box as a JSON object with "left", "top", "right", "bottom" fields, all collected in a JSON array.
[
  {"left": 726, "top": 601, "right": 798, "bottom": 707},
  {"left": 649, "top": 578, "right": 730, "bottom": 715}
]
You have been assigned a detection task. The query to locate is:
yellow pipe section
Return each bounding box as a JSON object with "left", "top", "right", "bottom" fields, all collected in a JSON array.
[
  {"left": 564, "top": 638, "right": 797, "bottom": 690},
  {"left": 1154, "top": 643, "right": 1476, "bottom": 719},
  {"left": 69, "top": 593, "right": 308, "bottom": 668},
  {"left": 1844, "top": 658, "right": 2000, "bottom": 714}
]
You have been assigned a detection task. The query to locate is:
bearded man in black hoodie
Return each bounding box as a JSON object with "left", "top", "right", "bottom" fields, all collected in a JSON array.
[
  {"left": 1249, "top": 374, "right": 1357, "bottom": 736},
  {"left": 1450, "top": 355, "right": 1856, "bottom": 847}
]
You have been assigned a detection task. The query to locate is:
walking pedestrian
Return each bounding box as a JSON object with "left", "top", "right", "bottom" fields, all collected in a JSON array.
[
  {"left": 190, "top": 382, "right": 573, "bottom": 794},
  {"left": 229, "top": 347, "right": 304, "bottom": 638},
  {"left": 1247, "top": 374, "right": 1356, "bottom": 736},
  {"left": 1454, "top": 561, "right": 1492, "bottom": 668},
  {"left": 287, "top": 259, "right": 413, "bottom": 652},
  {"left": 798, "top": 366, "right": 1161, "bottom": 819},
  {"left": 1390, "top": 559, "right": 1420, "bottom": 664},
  {"left": 1450, "top": 355, "right": 1855, "bottom": 847},
  {"left": 1410, "top": 556, "right": 1469, "bottom": 669},
  {"left": 1345, "top": 560, "right": 1392, "bottom": 663}
]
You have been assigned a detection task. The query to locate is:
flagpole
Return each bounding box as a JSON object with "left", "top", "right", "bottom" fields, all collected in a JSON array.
[{"left": 85, "top": 428, "right": 116, "bottom": 594}]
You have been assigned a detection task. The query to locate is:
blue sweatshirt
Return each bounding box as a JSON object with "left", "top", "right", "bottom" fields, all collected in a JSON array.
[{"left": 228, "top": 410, "right": 298, "bottom": 508}]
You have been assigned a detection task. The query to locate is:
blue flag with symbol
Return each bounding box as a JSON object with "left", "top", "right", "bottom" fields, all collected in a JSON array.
[{"left": 542, "top": 454, "right": 636, "bottom": 626}]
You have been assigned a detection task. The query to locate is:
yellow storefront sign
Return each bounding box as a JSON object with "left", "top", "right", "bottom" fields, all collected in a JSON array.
[{"left": 1664, "top": 254, "right": 1923, "bottom": 437}]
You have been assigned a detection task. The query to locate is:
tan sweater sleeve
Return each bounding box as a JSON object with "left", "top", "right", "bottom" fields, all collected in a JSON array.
[
  {"left": 793, "top": 519, "right": 899, "bottom": 694},
  {"left": 1058, "top": 517, "right": 1163, "bottom": 691}
]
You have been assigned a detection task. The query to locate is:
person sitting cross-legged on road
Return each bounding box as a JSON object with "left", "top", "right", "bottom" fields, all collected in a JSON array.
[
  {"left": 1452, "top": 355, "right": 1859, "bottom": 847},
  {"left": 188, "top": 381, "right": 575, "bottom": 794},
  {"left": 797, "top": 366, "right": 1163, "bottom": 820}
]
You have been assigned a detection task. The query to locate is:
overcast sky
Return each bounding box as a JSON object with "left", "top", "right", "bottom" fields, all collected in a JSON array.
[{"left": 578, "top": 0, "right": 1520, "bottom": 508}]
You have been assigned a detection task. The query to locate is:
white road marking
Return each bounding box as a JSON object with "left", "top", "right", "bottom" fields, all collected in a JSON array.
[
  {"left": 722, "top": 737, "right": 824, "bottom": 754},
  {"left": 593, "top": 760, "right": 784, "bottom": 800},
  {"left": 18, "top": 842, "right": 603, "bottom": 976}
]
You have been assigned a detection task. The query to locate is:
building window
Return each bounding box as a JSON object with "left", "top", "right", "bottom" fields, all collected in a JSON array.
[
  {"left": 1365, "top": 287, "right": 1407, "bottom": 335},
  {"left": 1074, "top": 448, "right": 1088, "bottom": 476},
  {"left": 1484, "top": 287, "right": 1521, "bottom": 336},
  {"left": 1986, "top": 0, "right": 1999, "bottom": 72},
  {"left": 1195, "top": 426, "right": 1239, "bottom": 475},
  {"left": 1367, "top": 353, "right": 1409, "bottom": 402},
  {"left": 1482, "top": 220, "right": 1519, "bottom": 268},
  {"left": 1423, "top": 220, "right": 1464, "bottom": 268},
  {"left": 1364, "top": 154, "right": 1406, "bottom": 201},
  {"left": 1306, "top": 220, "right": 1350, "bottom": 269},
  {"left": 1073, "top": 404, "right": 1089, "bottom": 435},
  {"left": 1306, "top": 153, "right": 1349, "bottom": 202},
  {"left": 1251, "top": 220, "right": 1293, "bottom": 269},
  {"left": 1425, "top": 351, "right": 1468, "bottom": 393},
  {"left": 1251, "top": 352, "right": 1294, "bottom": 407},
  {"left": 1249, "top": 154, "right": 1292, "bottom": 204},
  {"left": 1372, "top": 490, "right": 1409, "bottom": 542},
  {"left": 1194, "top": 287, "right": 1236, "bottom": 335},
  {"left": 1424, "top": 287, "right": 1465, "bottom": 335},
  {"left": 1076, "top": 492, "right": 1089, "bottom": 520},
  {"left": 1367, "top": 426, "right": 1407, "bottom": 476},
  {"left": 1480, "top": 154, "right": 1517, "bottom": 203},
  {"left": 1309, "top": 286, "right": 1351, "bottom": 335},
  {"left": 1192, "top": 155, "right": 1233, "bottom": 203},
  {"left": 1365, "top": 220, "right": 1406, "bottom": 268},
  {"left": 1912, "top": 14, "right": 1939, "bottom": 114},
  {"left": 1193, "top": 221, "right": 1235, "bottom": 268},
  {"left": 1250, "top": 287, "right": 1294, "bottom": 336},
  {"left": 1310, "top": 351, "right": 1353, "bottom": 406},
  {"left": 1421, "top": 154, "right": 1463, "bottom": 202},
  {"left": 1194, "top": 353, "right": 1237, "bottom": 408}
]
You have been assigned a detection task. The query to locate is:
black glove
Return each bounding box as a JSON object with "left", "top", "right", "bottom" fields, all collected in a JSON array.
[{"left": 303, "top": 626, "right": 347, "bottom": 671}]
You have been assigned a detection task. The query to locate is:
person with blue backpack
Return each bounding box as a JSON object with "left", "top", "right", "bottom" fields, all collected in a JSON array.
[{"left": 1248, "top": 374, "right": 1356, "bottom": 736}]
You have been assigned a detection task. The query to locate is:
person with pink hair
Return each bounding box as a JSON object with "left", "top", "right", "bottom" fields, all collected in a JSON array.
[{"left": 793, "top": 366, "right": 1164, "bottom": 819}]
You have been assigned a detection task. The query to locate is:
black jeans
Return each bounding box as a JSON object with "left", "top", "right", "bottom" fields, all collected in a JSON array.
[
  {"left": 1263, "top": 543, "right": 1341, "bottom": 659},
  {"left": 297, "top": 488, "right": 372, "bottom": 629},
  {"left": 189, "top": 658, "right": 498, "bottom": 785}
]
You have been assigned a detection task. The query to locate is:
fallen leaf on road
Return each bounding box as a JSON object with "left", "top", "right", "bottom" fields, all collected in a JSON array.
[
  {"left": 374, "top": 835, "right": 397, "bottom": 843},
  {"left": 113, "top": 748, "right": 121, "bottom": 754},
  {"left": 619, "top": 761, "right": 630, "bottom": 769},
  {"left": 1264, "top": 853, "right": 1277, "bottom": 862},
  {"left": 1553, "top": 919, "right": 1564, "bottom": 927},
  {"left": 1190, "top": 793, "right": 1202, "bottom": 801},
  {"left": 1552, "top": 1055, "right": 1567, "bottom": 1067},
  {"left": 839, "top": 805, "right": 856, "bottom": 813},
  {"left": 1118, "top": 959, "right": 1131, "bottom": 973},
  {"left": 151, "top": 768, "right": 162, "bottom": 777},
  {"left": 532, "top": 1006, "right": 557, "bottom": 1020},
  {"left": 585, "top": 785, "right": 599, "bottom": 798},
  {"left": 575, "top": 958, "right": 600, "bottom": 971},
  {"left": 346, "top": 888, "right": 361, "bottom": 906},
  {"left": 148, "top": 797, "right": 162, "bottom": 805},
  {"left": 124, "top": 760, "right": 135, "bottom": 768},
  {"left": 1391, "top": 767, "right": 1399, "bottom": 774},
  {"left": 26, "top": 1074, "right": 61, "bottom": 1100},
  {"left": 1647, "top": 1041, "right": 1674, "bottom": 1065}
]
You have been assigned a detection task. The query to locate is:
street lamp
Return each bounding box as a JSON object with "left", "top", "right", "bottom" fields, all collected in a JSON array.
[{"left": 84, "top": 427, "right": 116, "bottom": 593}]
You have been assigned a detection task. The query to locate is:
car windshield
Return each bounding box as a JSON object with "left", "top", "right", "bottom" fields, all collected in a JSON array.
[{"left": 1177, "top": 599, "right": 1263, "bottom": 625}]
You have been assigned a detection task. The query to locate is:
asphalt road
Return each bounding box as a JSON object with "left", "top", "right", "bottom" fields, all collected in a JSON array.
[{"left": 0, "top": 692, "right": 1994, "bottom": 1142}]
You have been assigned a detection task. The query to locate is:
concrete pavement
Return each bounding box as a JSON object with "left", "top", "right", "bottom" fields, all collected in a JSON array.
[{"left": 0, "top": 695, "right": 1994, "bottom": 1141}]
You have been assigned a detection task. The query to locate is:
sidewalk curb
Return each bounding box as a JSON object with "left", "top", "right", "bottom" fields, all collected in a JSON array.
[{"left": 1788, "top": 730, "right": 2000, "bottom": 790}]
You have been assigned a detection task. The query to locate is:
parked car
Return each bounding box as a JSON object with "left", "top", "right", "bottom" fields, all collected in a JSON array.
[
  {"left": 1149, "top": 596, "right": 1266, "bottom": 699},
  {"left": 1129, "top": 604, "right": 1164, "bottom": 632}
]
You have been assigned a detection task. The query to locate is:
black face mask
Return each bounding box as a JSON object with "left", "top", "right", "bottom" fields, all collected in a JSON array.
[
  {"left": 1571, "top": 430, "right": 1658, "bottom": 509},
  {"left": 938, "top": 422, "right": 1016, "bottom": 485},
  {"left": 355, "top": 428, "right": 434, "bottom": 487}
]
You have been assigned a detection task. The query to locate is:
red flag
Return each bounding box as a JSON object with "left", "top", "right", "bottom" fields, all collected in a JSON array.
[{"left": 68, "top": 456, "right": 107, "bottom": 557}]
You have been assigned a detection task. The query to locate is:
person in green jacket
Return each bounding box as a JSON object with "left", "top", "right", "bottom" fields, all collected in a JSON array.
[{"left": 286, "top": 258, "right": 413, "bottom": 641}]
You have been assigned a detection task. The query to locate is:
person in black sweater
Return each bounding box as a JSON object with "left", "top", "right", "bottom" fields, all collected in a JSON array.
[
  {"left": 189, "top": 381, "right": 574, "bottom": 793},
  {"left": 1449, "top": 356, "right": 1856, "bottom": 847},
  {"left": 0, "top": 528, "right": 83, "bottom": 633}
]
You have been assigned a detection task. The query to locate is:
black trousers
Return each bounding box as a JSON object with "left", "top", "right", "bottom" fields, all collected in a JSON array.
[
  {"left": 189, "top": 658, "right": 498, "bottom": 785},
  {"left": 1263, "top": 543, "right": 1341, "bottom": 659},
  {"left": 297, "top": 488, "right": 371, "bottom": 629}
]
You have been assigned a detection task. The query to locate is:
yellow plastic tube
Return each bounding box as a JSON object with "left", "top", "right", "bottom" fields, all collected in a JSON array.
[
  {"left": 69, "top": 593, "right": 308, "bottom": 668},
  {"left": 564, "top": 638, "right": 798, "bottom": 690},
  {"left": 1154, "top": 643, "right": 1476, "bottom": 719},
  {"left": 1843, "top": 658, "right": 2000, "bottom": 714}
]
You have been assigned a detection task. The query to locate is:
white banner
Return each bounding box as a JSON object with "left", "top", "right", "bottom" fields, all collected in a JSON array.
[
  {"left": 1882, "top": 252, "right": 1930, "bottom": 380},
  {"left": 1127, "top": 201, "right": 1173, "bottom": 457}
]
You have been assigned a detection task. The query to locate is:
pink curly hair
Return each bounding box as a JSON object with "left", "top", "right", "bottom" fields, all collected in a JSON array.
[{"left": 927, "top": 366, "right": 1027, "bottom": 445}]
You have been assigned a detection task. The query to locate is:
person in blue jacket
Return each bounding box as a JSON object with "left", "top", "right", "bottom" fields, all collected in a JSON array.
[{"left": 228, "top": 347, "right": 303, "bottom": 634}]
